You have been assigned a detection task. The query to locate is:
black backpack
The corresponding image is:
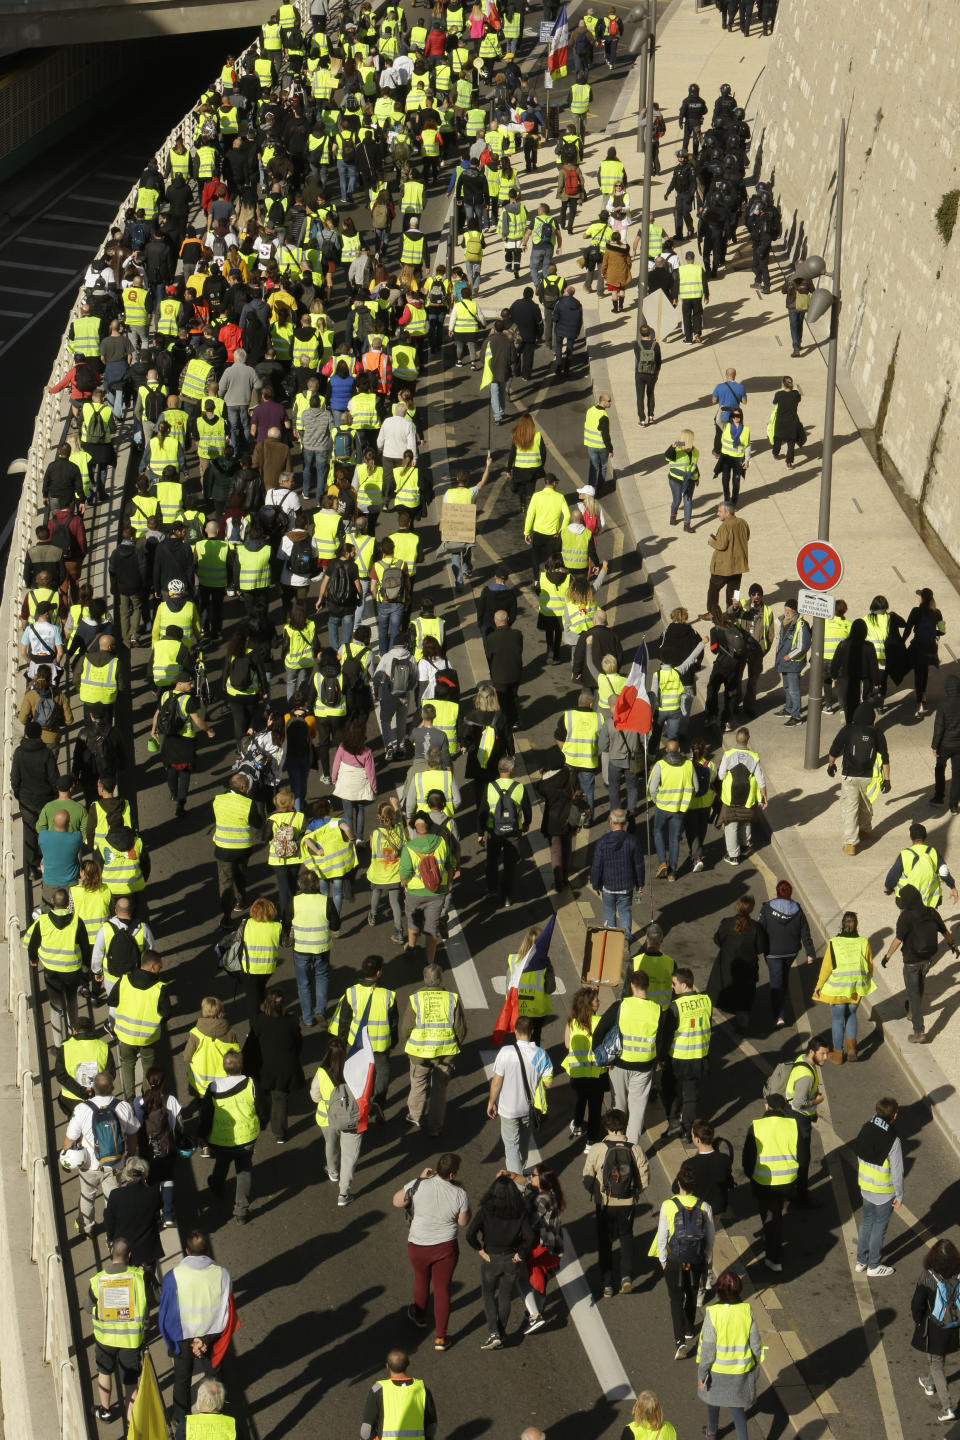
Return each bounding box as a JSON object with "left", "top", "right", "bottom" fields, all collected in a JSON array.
[
  {"left": 341, "top": 646, "right": 368, "bottom": 692},
  {"left": 141, "top": 1087, "right": 174, "bottom": 1159},
  {"left": 601, "top": 1140, "right": 641, "bottom": 1202},
  {"left": 847, "top": 729, "right": 877, "bottom": 773},
  {"left": 144, "top": 385, "right": 165, "bottom": 423},
  {"left": 389, "top": 656, "right": 417, "bottom": 697},
  {"left": 229, "top": 653, "right": 253, "bottom": 691},
  {"left": 666, "top": 1197, "right": 707, "bottom": 1266},
  {"left": 327, "top": 561, "right": 353, "bottom": 607},
  {"left": 559, "top": 137, "right": 579, "bottom": 164},
  {"left": 288, "top": 538, "right": 315, "bottom": 579},
  {"left": 156, "top": 693, "right": 186, "bottom": 737},
  {"left": 491, "top": 780, "right": 521, "bottom": 837},
  {"left": 50, "top": 516, "right": 81, "bottom": 561},
  {"left": 105, "top": 925, "right": 141, "bottom": 981},
  {"left": 320, "top": 673, "right": 342, "bottom": 707},
  {"left": 908, "top": 908, "right": 942, "bottom": 961}
]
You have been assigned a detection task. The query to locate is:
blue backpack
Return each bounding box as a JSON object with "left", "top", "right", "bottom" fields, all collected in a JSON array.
[
  {"left": 85, "top": 1099, "right": 125, "bottom": 1169},
  {"left": 933, "top": 1277, "right": 960, "bottom": 1328}
]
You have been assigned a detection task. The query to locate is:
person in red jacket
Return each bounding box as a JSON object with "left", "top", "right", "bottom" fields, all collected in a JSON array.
[{"left": 48, "top": 503, "right": 88, "bottom": 602}]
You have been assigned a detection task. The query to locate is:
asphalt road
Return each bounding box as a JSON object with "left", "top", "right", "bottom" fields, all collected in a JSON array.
[{"left": 39, "top": 20, "right": 960, "bottom": 1440}]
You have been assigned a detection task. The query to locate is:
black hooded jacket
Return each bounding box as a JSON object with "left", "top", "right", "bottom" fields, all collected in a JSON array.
[
  {"left": 828, "top": 703, "right": 888, "bottom": 778},
  {"left": 933, "top": 676, "right": 960, "bottom": 754}
]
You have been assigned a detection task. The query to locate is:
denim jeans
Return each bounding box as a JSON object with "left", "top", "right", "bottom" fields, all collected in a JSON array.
[
  {"left": 529, "top": 245, "right": 552, "bottom": 287},
  {"left": 449, "top": 549, "right": 469, "bottom": 585},
  {"left": 286, "top": 666, "right": 312, "bottom": 701},
  {"left": 227, "top": 405, "right": 251, "bottom": 451},
  {"left": 602, "top": 889, "right": 632, "bottom": 942},
  {"left": 317, "top": 876, "right": 344, "bottom": 915},
  {"left": 490, "top": 382, "right": 505, "bottom": 422},
  {"left": 294, "top": 949, "right": 330, "bottom": 1025},
  {"left": 466, "top": 261, "right": 482, "bottom": 290},
  {"left": 765, "top": 953, "right": 794, "bottom": 1024},
  {"left": 377, "top": 600, "right": 405, "bottom": 655},
  {"left": 856, "top": 1196, "right": 893, "bottom": 1267},
  {"left": 341, "top": 799, "right": 367, "bottom": 841},
  {"left": 353, "top": 579, "right": 370, "bottom": 631},
  {"left": 287, "top": 756, "right": 310, "bottom": 811},
  {"left": 788, "top": 309, "right": 804, "bottom": 350},
  {"left": 587, "top": 448, "right": 609, "bottom": 488},
  {"left": 707, "top": 1406, "right": 748, "bottom": 1440},
  {"left": 337, "top": 157, "right": 358, "bottom": 200},
  {"left": 572, "top": 766, "right": 595, "bottom": 814},
  {"left": 500, "top": 1114, "right": 531, "bottom": 1174},
  {"left": 302, "top": 446, "right": 329, "bottom": 500},
  {"left": 653, "top": 809, "right": 684, "bottom": 874},
  {"left": 781, "top": 669, "right": 802, "bottom": 718},
  {"left": 328, "top": 613, "right": 355, "bottom": 650},
  {"left": 831, "top": 1002, "right": 858, "bottom": 1048},
  {"left": 668, "top": 476, "right": 695, "bottom": 523}
]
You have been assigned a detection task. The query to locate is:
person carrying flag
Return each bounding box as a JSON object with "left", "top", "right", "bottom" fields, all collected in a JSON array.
[
  {"left": 493, "top": 916, "right": 557, "bottom": 1046},
  {"left": 333, "top": 955, "right": 398, "bottom": 1117}
]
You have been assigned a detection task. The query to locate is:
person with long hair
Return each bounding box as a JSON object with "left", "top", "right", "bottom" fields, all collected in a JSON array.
[
  {"left": 392, "top": 1152, "right": 471, "bottom": 1353},
  {"left": 562, "top": 574, "right": 597, "bottom": 649},
  {"left": 465, "top": 1171, "right": 536, "bottom": 1349},
  {"left": 502, "top": 1162, "right": 566, "bottom": 1333},
  {"left": 830, "top": 617, "right": 880, "bottom": 723},
  {"left": 240, "top": 896, "right": 282, "bottom": 1021},
  {"left": 331, "top": 719, "right": 376, "bottom": 841},
  {"left": 912, "top": 1236, "right": 960, "bottom": 1422},
  {"left": 69, "top": 857, "right": 112, "bottom": 947},
  {"left": 266, "top": 784, "right": 304, "bottom": 916},
  {"left": 534, "top": 759, "right": 578, "bottom": 892},
  {"left": 619, "top": 1391, "right": 677, "bottom": 1440},
  {"left": 713, "top": 895, "right": 764, "bottom": 1033},
  {"left": 903, "top": 587, "right": 945, "bottom": 717},
  {"left": 697, "top": 1268, "right": 762, "bottom": 1440},
  {"left": 507, "top": 413, "right": 546, "bottom": 512},
  {"left": 502, "top": 923, "right": 555, "bottom": 1045},
  {"left": 562, "top": 986, "right": 606, "bottom": 1142},
  {"left": 368, "top": 800, "right": 406, "bottom": 943},
  {"left": 251, "top": 712, "right": 287, "bottom": 802},
  {"left": 223, "top": 627, "right": 264, "bottom": 742},
  {"left": 282, "top": 600, "right": 317, "bottom": 703},
  {"left": 311, "top": 1040, "right": 363, "bottom": 1206}
]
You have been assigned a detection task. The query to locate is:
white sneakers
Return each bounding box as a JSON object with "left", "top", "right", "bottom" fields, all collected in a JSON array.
[{"left": 867, "top": 1264, "right": 894, "bottom": 1277}]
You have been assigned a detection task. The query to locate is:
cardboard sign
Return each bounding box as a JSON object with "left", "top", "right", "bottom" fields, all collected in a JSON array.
[
  {"left": 581, "top": 926, "right": 626, "bottom": 987},
  {"left": 440, "top": 503, "right": 477, "bottom": 545}
]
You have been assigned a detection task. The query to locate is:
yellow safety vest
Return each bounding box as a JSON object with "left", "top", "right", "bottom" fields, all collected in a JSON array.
[
  {"left": 858, "top": 1152, "right": 895, "bottom": 1198},
  {"left": 513, "top": 434, "right": 543, "bottom": 470},
  {"left": 618, "top": 995, "right": 660, "bottom": 1064},
  {"left": 583, "top": 404, "right": 607, "bottom": 449},
  {"left": 669, "top": 991, "right": 712, "bottom": 1059},
  {"left": 312, "top": 509, "right": 343, "bottom": 561},
  {"left": 152, "top": 638, "right": 185, "bottom": 685},
  {"left": 405, "top": 989, "right": 459, "bottom": 1058},
  {"left": 291, "top": 892, "right": 332, "bottom": 955},
  {"left": 113, "top": 974, "right": 164, "bottom": 1046},
  {"left": 429, "top": 698, "right": 460, "bottom": 755},
  {"left": 188, "top": 1028, "right": 240, "bottom": 1095},
  {"left": 212, "top": 792, "right": 258, "bottom": 850},
  {"left": 503, "top": 951, "right": 552, "bottom": 1018},
  {"left": 819, "top": 935, "right": 875, "bottom": 1002},
  {"left": 238, "top": 543, "right": 272, "bottom": 590},
  {"left": 633, "top": 950, "right": 675, "bottom": 1008},
  {"left": 69, "top": 883, "right": 112, "bottom": 943},
  {"left": 895, "top": 844, "right": 941, "bottom": 908},
  {"left": 195, "top": 537, "right": 229, "bottom": 588},
  {"left": 242, "top": 918, "right": 281, "bottom": 975},
  {"left": 414, "top": 768, "right": 455, "bottom": 816},
  {"left": 784, "top": 1057, "right": 819, "bottom": 1114},
  {"left": 562, "top": 1014, "right": 602, "bottom": 1078},
  {"left": 379, "top": 1379, "right": 428, "bottom": 1440},
  {"left": 71, "top": 315, "right": 102, "bottom": 355},
  {"left": 337, "top": 983, "right": 396, "bottom": 1051},
  {"left": 196, "top": 416, "right": 227, "bottom": 459},
  {"left": 101, "top": 837, "right": 145, "bottom": 893},
  {"left": 538, "top": 575, "right": 569, "bottom": 615},
  {"left": 651, "top": 758, "right": 695, "bottom": 813},
  {"left": 750, "top": 1114, "right": 799, "bottom": 1186},
  {"left": 646, "top": 222, "right": 665, "bottom": 258},
  {"left": 284, "top": 621, "right": 316, "bottom": 671},
  {"left": 720, "top": 422, "right": 750, "bottom": 459},
  {"left": 208, "top": 1077, "right": 260, "bottom": 1146},
  {"left": 677, "top": 262, "right": 704, "bottom": 299},
  {"left": 596, "top": 672, "right": 626, "bottom": 719},
  {"left": 181, "top": 357, "right": 213, "bottom": 401},
  {"left": 656, "top": 666, "right": 684, "bottom": 716},
  {"left": 302, "top": 819, "right": 356, "bottom": 878},
  {"left": 452, "top": 300, "right": 479, "bottom": 333},
  {"left": 700, "top": 1302, "right": 756, "bottom": 1375},
  {"left": 823, "top": 615, "right": 851, "bottom": 663},
  {"left": 90, "top": 1266, "right": 147, "bottom": 1349},
  {"left": 570, "top": 83, "right": 591, "bottom": 114},
  {"left": 122, "top": 287, "right": 149, "bottom": 326},
  {"left": 562, "top": 708, "right": 600, "bottom": 769},
  {"left": 79, "top": 657, "right": 119, "bottom": 705},
  {"left": 863, "top": 612, "right": 889, "bottom": 666},
  {"left": 60, "top": 1037, "right": 111, "bottom": 1102}
]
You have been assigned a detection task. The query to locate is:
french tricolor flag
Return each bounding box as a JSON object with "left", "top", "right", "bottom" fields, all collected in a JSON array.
[
  {"left": 484, "top": 0, "right": 501, "bottom": 29},
  {"left": 491, "top": 915, "right": 556, "bottom": 1046},
  {"left": 547, "top": 5, "right": 568, "bottom": 78},
  {"left": 613, "top": 640, "right": 654, "bottom": 735},
  {"left": 344, "top": 996, "right": 376, "bottom": 1133}
]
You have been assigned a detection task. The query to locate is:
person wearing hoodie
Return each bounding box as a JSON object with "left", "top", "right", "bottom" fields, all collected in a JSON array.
[
  {"left": 826, "top": 702, "right": 890, "bottom": 856},
  {"left": 757, "top": 881, "right": 816, "bottom": 1028},
  {"left": 647, "top": 740, "right": 699, "bottom": 881},
  {"left": 854, "top": 1096, "right": 903, "bottom": 1279},
  {"left": 98, "top": 823, "right": 151, "bottom": 917},
  {"left": 153, "top": 521, "right": 197, "bottom": 596},
  {"left": 589, "top": 809, "right": 644, "bottom": 940},
  {"left": 880, "top": 884, "right": 957, "bottom": 1043},
  {"left": 113, "top": 950, "right": 171, "bottom": 1100},
  {"left": 184, "top": 998, "right": 240, "bottom": 1100},
  {"left": 932, "top": 676, "right": 960, "bottom": 812},
  {"left": 11, "top": 722, "right": 58, "bottom": 877},
  {"left": 830, "top": 617, "right": 880, "bottom": 724}
]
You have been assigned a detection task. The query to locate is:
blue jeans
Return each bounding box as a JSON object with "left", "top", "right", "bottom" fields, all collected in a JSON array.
[
  {"left": 529, "top": 245, "right": 552, "bottom": 287},
  {"left": 302, "top": 446, "right": 329, "bottom": 500},
  {"left": 286, "top": 666, "right": 312, "bottom": 701},
  {"left": 780, "top": 669, "right": 802, "bottom": 718},
  {"left": 856, "top": 1197, "right": 893, "bottom": 1267},
  {"left": 449, "top": 548, "right": 470, "bottom": 585},
  {"left": 789, "top": 308, "right": 804, "bottom": 351},
  {"left": 341, "top": 799, "right": 366, "bottom": 841},
  {"left": 707, "top": 1406, "right": 747, "bottom": 1440},
  {"left": 765, "top": 954, "right": 794, "bottom": 1024},
  {"left": 318, "top": 876, "right": 343, "bottom": 914},
  {"left": 500, "top": 1115, "right": 531, "bottom": 1174},
  {"left": 572, "top": 766, "right": 595, "bottom": 814},
  {"left": 377, "top": 601, "right": 404, "bottom": 656},
  {"left": 668, "top": 476, "right": 695, "bottom": 523},
  {"left": 328, "top": 613, "right": 355, "bottom": 650},
  {"left": 227, "top": 405, "right": 251, "bottom": 451},
  {"left": 587, "top": 448, "right": 609, "bottom": 489},
  {"left": 490, "top": 382, "right": 505, "bottom": 422},
  {"left": 287, "top": 756, "right": 310, "bottom": 811},
  {"left": 602, "top": 889, "right": 632, "bottom": 942},
  {"left": 353, "top": 580, "right": 370, "bottom": 631},
  {"left": 294, "top": 950, "right": 330, "bottom": 1026},
  {"left": 653, "top": 809, "right": 684, "bottom": 874},
  {"left": 831, "top": 1002, "right": 858, "bottom": 1049},
  {"left": 337, "top": 157, "right": 358, "bottom": 200}
]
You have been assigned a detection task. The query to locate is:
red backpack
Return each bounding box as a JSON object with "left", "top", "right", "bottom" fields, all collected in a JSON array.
[{"left": 563, "top": 166, "right": 580, "bottom": 196}]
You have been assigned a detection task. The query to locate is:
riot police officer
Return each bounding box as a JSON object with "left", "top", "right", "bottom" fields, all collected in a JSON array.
[
  {"left": 745, "top": 182, "right": 782, "bottom": 292},
  {"left": 664, "top": 153, "right": 697, "bottom": 241},
  {"left": 712, "top": 83, "right": 737, "bottom": 133},
  {"left": 678, "top": 83, "right": 708, "bottom": 155}
]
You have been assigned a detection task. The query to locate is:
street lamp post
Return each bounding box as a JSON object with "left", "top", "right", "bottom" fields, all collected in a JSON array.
[
  {"left": 635, "top": 0, "right": 657, "bottom": 336},
  {"left": 802, "top": 120, "right": 846, "bottom": 771}
]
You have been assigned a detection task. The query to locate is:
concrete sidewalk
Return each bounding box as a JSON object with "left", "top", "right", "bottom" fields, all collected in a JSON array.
[{"left": 466, "top": 5, "right": 960, "bottom": 1154}]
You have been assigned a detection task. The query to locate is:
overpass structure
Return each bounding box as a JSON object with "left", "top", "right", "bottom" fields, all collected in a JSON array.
[{"left": 0, "top": 0, "right": 267, "bottom": 56}]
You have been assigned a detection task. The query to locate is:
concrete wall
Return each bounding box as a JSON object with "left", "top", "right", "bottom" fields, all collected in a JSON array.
[
  {"left": 0, "top": 0, "right": 264, "bottom": 57},
  {"left": 752, "top": 0, "right": 960, "bottom": 565}
]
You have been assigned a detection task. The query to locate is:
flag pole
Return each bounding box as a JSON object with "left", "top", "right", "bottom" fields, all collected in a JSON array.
[{"left": 642, "top": 737, "right": 653, "bottom": 924}]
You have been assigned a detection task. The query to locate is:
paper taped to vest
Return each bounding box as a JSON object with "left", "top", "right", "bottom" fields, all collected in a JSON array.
[{"left": 440, "top": 502, "right": 477, "bottom": 545}]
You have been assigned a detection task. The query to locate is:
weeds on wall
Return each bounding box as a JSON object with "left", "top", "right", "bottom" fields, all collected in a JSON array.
[{"left": 936, "top": 189, "right": 959, "bottom": 245}]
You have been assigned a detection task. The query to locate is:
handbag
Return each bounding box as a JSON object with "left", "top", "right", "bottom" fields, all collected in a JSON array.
[
  {"left": 514, "top": 1040, "right": 545, "bottom": 1131},
  {"left": 217, "top": 920, "right": 247, "bottom": 975}
]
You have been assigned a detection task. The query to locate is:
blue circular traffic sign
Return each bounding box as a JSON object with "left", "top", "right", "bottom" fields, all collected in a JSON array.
[{"left": 796, "top": 541, "right": 843, "bottom": 591}]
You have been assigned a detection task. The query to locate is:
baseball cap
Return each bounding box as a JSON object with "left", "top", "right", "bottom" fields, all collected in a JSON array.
[{"left": 577, "top": 485, "right": 596, "bottom": 497}]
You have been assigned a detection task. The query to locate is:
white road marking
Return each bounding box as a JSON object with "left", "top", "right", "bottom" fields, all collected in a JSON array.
[
  {"left": 0, "top": 308, "right": 32, "bottom": 318},
  {"left": 20, "top": 237, "right": 93, "bottom": 251},
  {"left": 0, "top": 261, "right": 78, "bottom": 274},
  {"left": 444, "top": 902, "right": 488, "bottom": 1009},
  {"left": 66, "top": 193, "right": 127, "bottom": 206},
  {"left": 0, "top": 285, "right": 54, "bottom": 297}
]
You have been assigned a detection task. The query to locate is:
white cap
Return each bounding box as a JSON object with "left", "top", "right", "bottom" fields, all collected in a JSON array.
[{"left": 577, "top": 485, "right": 596, "bottom": 497}]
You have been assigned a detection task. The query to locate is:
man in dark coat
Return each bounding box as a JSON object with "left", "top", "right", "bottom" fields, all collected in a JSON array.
[
  {"left": 552, "top": 286, "right": 583, "bottom": 375},
  {"left": 484, "top": 611, "right": 524, "bottom": 728},
  {"left": 11, "top": 723, "right": 58, "bottom": 876}
]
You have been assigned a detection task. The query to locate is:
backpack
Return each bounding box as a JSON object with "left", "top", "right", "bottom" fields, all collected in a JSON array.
[
  {"left": 908, "top": 908, "right": 942, "bottom": 962},
  {"left": 229, "top": 653, "right": 253, "bottom": 691},
  {"left": 559, "top": 138, "right": 578, "bottom": 164},
  {"left": 340, "top": 646, "right": 368, "bottom": 693},
  {"left": 847, "top": 729, "right": 877, "bottom": 775},
  {"left": 378, "top": 561, "right": 404, "bottom": 602},
  {"left": 85, "top": 1098, "right": 125, "bottom": 1169},
  {"left": 491, "top": 780, "right": 521, "bottom": 837},
  {"left": 601, "top": 1139, "right": 640, "bottom": 1202},
  {"left": 130, "top": 218, "right": 149, "bottom": 249},
  {"left": 50, "top": 516, "right": 80, "bottom": 561},
  {"left": 428, "top": 279, "right": 447, "bottom": 307},
  {"left": 327, "top": 561, "right": 354, "bottom": 607},
  {"left": 653, "top": 112, "right": 666, "bottom": 139},
  {"left": 33, "top": 692, "right": 58, "bottom": 728},
  {"left": 415, "top": 846, "right": 442, "bottom": 892},
  {"left": 371, "top": 199, "right": 389, "bottom": 228},
  {"left": 390, "top": 656, "right": 417, "bottom": 697},
  {"left": 217, "top": 921, "right": 247, "bottom": 975},
  {"left": 333, "top": 429, "right": 355, "bottom": 461},
  {"left": 724, "top": 760, "right": 754, "bottom": 808},
  {"left": 326, "top": 1081, "right": 360, "bottom": 1133},
  {"left": 636, "top": 340, "right": 657, "bottom": 375},
  {"left": 288, "top": 538, "right": 315, "bottom": 579},
  {"left": 762, "top": 1058, "right": 809, "bottom": 1101},
  {"left": 933, "top": 1277, "right": 960, "bottom": 1329},
  {"left": 141, "top": 1088, "right": 174, "bottom": 1159},
  {"left": 272, "top": 819, "right": 300, "bottom": 859},
  {"left": 666, "top": 1197, "right": 706, "bottom": 1267},
  {"left": 563, "top": 165, "right": 580, "bottom": 196},
  {"left": 156, "top": 693, "right": 186, "bottom": 737},
  {"left": 85, "top": 406, "right": 109, "bottom": 446},
  {"left": 320, "top": 673, "right": 342, "bottom": 707},
  {"left": 260, "top": 502, "right": 291, "bottom": 539},
  {"left": 606, "top": 14, "right": 620, "bottom": 35},
  {"left": 144, "top": 385, "right": 165, "bottom": 423}
]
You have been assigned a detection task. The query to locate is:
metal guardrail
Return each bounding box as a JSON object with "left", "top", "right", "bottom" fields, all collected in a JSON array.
[{"left": 0, "top": 3, "right": 313, "bottom": 1432}]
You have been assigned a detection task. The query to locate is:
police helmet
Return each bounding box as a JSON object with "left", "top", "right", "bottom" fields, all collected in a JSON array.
[
  {"left": 733, "top": 107, "right": 745, "bottom": 120},
  {"left": 719, "top": 83, "right": 732, "bottom": 97},
  {"left": 688, "top": 83, "right": 700, "bottom": 96}
]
